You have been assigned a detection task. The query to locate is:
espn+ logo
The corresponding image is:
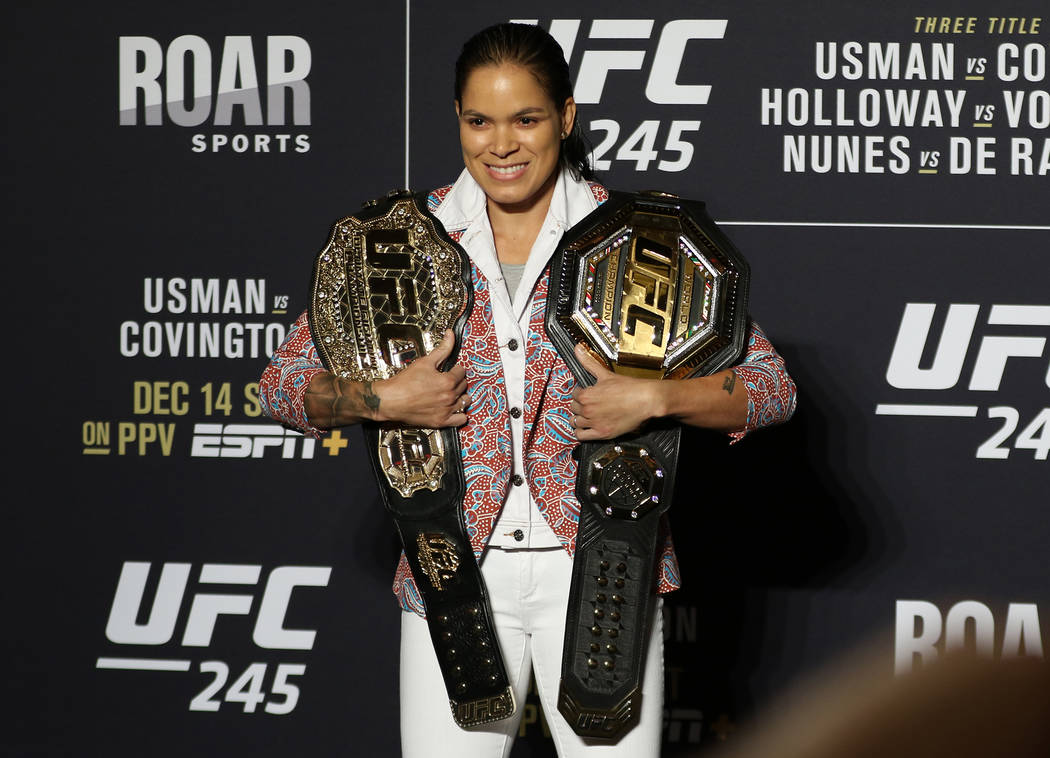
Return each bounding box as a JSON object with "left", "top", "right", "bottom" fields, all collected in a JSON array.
[
  {"left": 879, "top": 303, "right": 1050, "bottom": 460},
  {"left": 118, "top": 35, "right": 311, "bottom": 153},
  {"left": 515, "top": 18, "right": 728, "bottom": 173},
  {"left": 190, "top": 423, "right": 316, "bottom": 459},
  {"left": 99, "top": 561, "right": 330, "bottom": 714}
]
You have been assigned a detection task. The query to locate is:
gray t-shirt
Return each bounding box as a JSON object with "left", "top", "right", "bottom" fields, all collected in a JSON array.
[{"left": 500, "top": 261, "right": 527, "bottom": 301}]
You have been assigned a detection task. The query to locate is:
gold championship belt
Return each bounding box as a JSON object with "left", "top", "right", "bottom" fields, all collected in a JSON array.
[
  {"left": 545, "top": 191, "right": 750, "bottom": 740},
  {"left": 309, "top": 190, "right": 515, "bottom": 727}
]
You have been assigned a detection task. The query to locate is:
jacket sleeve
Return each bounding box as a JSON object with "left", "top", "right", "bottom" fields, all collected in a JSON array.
[
  {"left": 258, "top": 310, "right": 328, "bottom": 438},
  {"left": 728, "top": 321, "right": 797, "bottom": 442}
]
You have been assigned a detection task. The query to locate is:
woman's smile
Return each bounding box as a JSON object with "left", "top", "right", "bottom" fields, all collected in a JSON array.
[{"left": 485, "top": 161, "right": 529, "bottom": 180}]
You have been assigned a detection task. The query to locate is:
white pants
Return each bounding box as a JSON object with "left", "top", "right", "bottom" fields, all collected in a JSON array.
[{"left": 400, "top": 547, "right": 664, "bottom": 757}]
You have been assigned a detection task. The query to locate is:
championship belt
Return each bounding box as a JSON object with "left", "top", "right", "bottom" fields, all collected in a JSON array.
[
  {"left": 309, "top": 190, "right": 515, "bottom": 727},
  {"left": 545, "top": 191, "right": 750, "bottom": 739}
]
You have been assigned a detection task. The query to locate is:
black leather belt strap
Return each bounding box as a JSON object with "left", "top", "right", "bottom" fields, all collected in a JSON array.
[
  {"left": 309, "top": 190, "right": 514, "bottom": 727},
  {"left": 365, "top": 425, "right": 515, "bottom": 727},
  {"left": 544, "top": 190, "right": 751, "bottom": 740},
  {"left": 557, "top": 427, "right": 679, "bottom": 739}
]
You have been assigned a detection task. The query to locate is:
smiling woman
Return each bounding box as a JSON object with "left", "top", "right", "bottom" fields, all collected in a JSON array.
[
  {"left": 453, "top": 29, "right": 587, "bottom": 267},
  {"left": 457, "top": 65, "right": 573, "bottom": 230},
  {"left": 258, "top": 20, "right": 797, "bottom": 758}
]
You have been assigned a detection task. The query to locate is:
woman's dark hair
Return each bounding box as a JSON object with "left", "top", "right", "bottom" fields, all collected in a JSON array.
[{"left": 455, "top": 23, "right": 594, "bottom": 181}]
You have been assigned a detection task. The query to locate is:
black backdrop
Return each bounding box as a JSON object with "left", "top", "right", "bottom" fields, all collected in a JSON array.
[{"left": 6, "top": 1, "right": 1048, "bottom": 755}]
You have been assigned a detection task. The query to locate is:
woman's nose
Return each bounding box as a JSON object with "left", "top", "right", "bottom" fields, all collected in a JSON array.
[{"left": 489, "top": 125, "right": 518, "bottom": 157}]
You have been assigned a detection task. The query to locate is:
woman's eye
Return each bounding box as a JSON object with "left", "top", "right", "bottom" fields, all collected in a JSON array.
[
  {"left": 519, "top": 117, "right": 535, "bottom": 125},
  {"left": 468, "top": 118, "right": 485, "bottom": 127}
]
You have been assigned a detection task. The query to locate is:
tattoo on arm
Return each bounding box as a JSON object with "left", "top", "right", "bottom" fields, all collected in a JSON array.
[
  {"left": 362, "top": 381, "right": 381, "bottom": 412},
  {"left": 305, "top": 373, "right": 379, "bottom": 426},
  {"left": 722, "top": 372, "right": 737, "bottom": 395}
]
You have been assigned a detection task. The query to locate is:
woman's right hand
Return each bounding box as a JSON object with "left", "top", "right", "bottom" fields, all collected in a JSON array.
[
  {"left": 304, "top": 330, "right": 470, "bottom": 430},
  {"left": 373, "top": 331, "right": 470, "bottom": 428}
]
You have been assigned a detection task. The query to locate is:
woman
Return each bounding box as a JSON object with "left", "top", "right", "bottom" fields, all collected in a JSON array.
[{"left": 260, "top": 22, "right": 796, "bottom": 758}]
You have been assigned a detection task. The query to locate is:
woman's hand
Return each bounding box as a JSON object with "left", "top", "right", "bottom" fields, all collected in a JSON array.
[
  {"left": 305, "top": 330, "right": 470, "bottom": 429},
  {"left": 569, "top": 342, "right": 750, "bottom": 440},
  {"left": 570, "top": 344, "right": 662, "bottom": 440},
  {"left": 376, "top": 331, "right": 470, "bottom": 427}
]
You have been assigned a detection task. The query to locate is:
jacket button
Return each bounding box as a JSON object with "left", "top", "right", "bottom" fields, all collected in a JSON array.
[
  {"left": 513, "top": 529, "right": 524, "bottom": 542},
  {"left": 511, "top": 474, "right": 524, "bottom": 487},
  {"left": 507, "top": 339, "right": 519, "bottom": 351},
  {"left": 510, "top": 407, "right": 522, "bottom": 418}
]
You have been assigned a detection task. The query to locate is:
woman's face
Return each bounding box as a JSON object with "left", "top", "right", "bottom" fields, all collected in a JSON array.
[{"left": 457, "top": 64, "right": 575, "bottom": 212}]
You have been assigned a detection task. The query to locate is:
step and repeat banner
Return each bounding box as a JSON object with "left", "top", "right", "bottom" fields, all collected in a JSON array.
[{"left": 7, "top": 1, "right": 1047, "bottom": 755}]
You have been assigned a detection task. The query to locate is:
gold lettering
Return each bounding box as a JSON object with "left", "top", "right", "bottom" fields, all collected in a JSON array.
[
  {"left": 914, "top": 17, "right": 978, "bottom": 34},
  {"left": 618, "top": 236, "right": 677, "bottom": 367},
  {"left": 456, "top": 692, "right": 513, "bottom": 725},
  {"left": 601, "top": 247, "right": 620, "bottom": 324},
  {"left": 417, "top": 533, "right": 460, "bottom": 590}
]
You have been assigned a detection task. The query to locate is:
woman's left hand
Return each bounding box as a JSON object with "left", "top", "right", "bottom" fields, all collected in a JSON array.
[{"left": 570, "top": 343, "right": 663, "bottom": 440}]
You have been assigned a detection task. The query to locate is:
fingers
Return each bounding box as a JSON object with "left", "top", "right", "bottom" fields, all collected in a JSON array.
[
  {"left": 427, "top": 329, "right": 456, "bottom": 366},
  {"left": 434, "top": 333, "right": 466, "bottom": 393},
  {"left": 446, "top": 363, "right": 467, "bottom": 385},
  {"left": 441, "top": 393, "right": 471, "bottom": 428},
  {"left": 571, "top": 396, "right": 592, "bottom": 434},
  {"left": 574, "top": 343, "right": 610, "bottom": 379},
  {"left": 571, "top": 410, "right": 596, "bottom": 440},
  {"left": 569, "top": 400, "right": 589, "bottom": 429},
  {"left": 437, "top": 368, "right": 466, "bottom": 398},
  {"left": 435, "top": 388, "right": 468, "bottom": 415}
]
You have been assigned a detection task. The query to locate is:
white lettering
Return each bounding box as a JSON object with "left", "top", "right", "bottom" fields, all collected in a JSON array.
[
  {"left": 214, "top": 36, "right": 263, "bottom": 126},
  {"left": 119, "top": 35, "right": 313, "bottom": 127},
  {"left": 886, "top": 303, "right": 979, "bottom": 389},
  {"left": 1003, "top": 604, "right": 1044, "bottom": 658},
  {"left": 969, "top": 336, "right": 1046, "bottom": 390},
  {"left": 644, "top": 20, "right": 725, "bottom": 105},
  {"left": 182, "top": 563, "right": 262, "bottom": 646},
  {"left": 190, "top": 423, "right": 315, "bottom": 459},
  {"left": 895, "top": 600, "right": 942, "bottom": 674},
  {"left": 106, "top": 562, "right": 191, "bottom": 644},
  {"left": 266, "top": 36, "right": 312, "bottom": 125},
  {"left": 166, "top": 35, "right": 212, "bottom": 127},
  {"left": 119, "top": 37, "right": 163, "bottom": 125},
  {"left": 895, "top": 599, "right": 1046, "bottom": 673},
  {"left": 253, "top": 567, "right": 332, "bottom": 649}
]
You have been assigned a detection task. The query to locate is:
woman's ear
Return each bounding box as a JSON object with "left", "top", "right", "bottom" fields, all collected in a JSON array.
[
  {"left": 561, "top": 97, "right": 577, "bottom": 137},
  {"left": 454, "top": 100, "right": 461, "bottom": 117}
]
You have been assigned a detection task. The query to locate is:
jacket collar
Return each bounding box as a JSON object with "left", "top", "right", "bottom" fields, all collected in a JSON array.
[
  {"left": 432, "top": 166, "right": 599, "bottom": 239},
  {"left": 432, "top": 168, "right": 601, "bottom": 317}
]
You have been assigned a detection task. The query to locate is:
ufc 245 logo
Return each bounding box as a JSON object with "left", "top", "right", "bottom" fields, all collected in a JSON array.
[
  {"left": 879, "top": 303, "right": 1050, "bottom": 460},
  {"left": 99, "top": 562, "right": 331, "bottom": 715}
]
